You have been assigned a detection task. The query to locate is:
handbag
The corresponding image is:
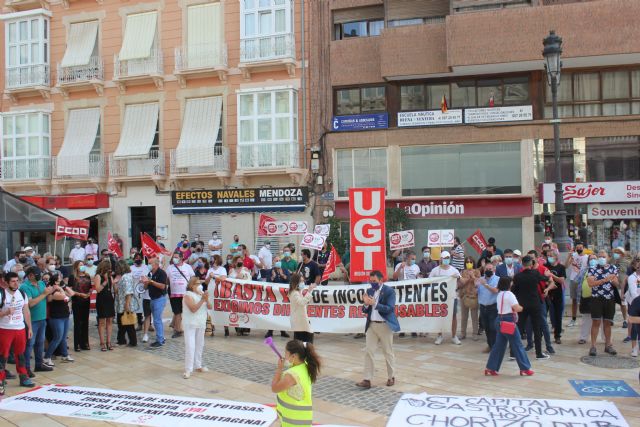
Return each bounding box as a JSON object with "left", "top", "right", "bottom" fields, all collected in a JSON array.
[
  {"left": 121, "top": 311, "right": 137, "bottom": 326},
  {"left": 498, "top": 293, "right": 516, "bottom": 335}
]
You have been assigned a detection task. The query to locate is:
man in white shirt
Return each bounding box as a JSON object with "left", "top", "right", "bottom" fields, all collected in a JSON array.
[
  {"left": 166, "top": 251, "right": 195, "bottom": 338},
  {"left": 69, "top": 242, "right": 86, "bottom": 263},
  {"left": 564, "top": 241, "right": 589, "bottom": 327},
  {"left": 429, "top": 251, "right": 462, "bottom": 345},
  {"left": 84, "top": 238, "right": 99, "bottom": 259},
  {"left": 393, "top": 252, "right": 421, "bottom": 280},
  {"left": 258, "top": 241, "right": 273, "bottom": 281},
  {"left": 208, "top": 231, "right": 223, "bottom": 256},
  {"left": 130, "top": 253, "right": 151, "bottom": 342}
]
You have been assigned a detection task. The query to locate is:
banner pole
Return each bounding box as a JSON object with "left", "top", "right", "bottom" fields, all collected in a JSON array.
[{"left": 62, "top": 238, "right": 67, "bottom": 264}]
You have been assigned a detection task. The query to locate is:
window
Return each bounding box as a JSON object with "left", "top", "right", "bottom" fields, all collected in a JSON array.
[
  {"left": 186, "top": 3, "right": 223, "bottom": 68},
  {"left": 113, "top": 103, "right": 160, "bottom": 159},
  {"left": 539, "top": 139, "right": 574, "bottom": 183},
  {"left": 336, "top": 148, "right": 387, "bottom": 198},
  {"left": 241, "top": 0, "right": 293, "bottom": 61},
  {"left": 335, "top": 86, "right": 386, "bottom": 115},
  {"left": 175, "top": 97, "right": 223, "bottom": 168},
  {"left": 544, "top": 69, "right": 640, "bottom": 118},
  {"left": 401, "top": 142, "right": 521, "bottom": 196},
  {"left": 56, "top": 108, "right": 101, "bottom": 177},
  {"left": 238, "top": 89, "right": 297, "bottom": 144},
  {"left": 1, "top": 112, "right": 50, "bottom": 180},
  {"left": 5, "top": 13, "right": 50, "bottom": 88},
  {"left": 585, "top": 136, "right": 640, "bottom": 182},
  {"left": 334, "top": 19, "right": 384, "bottom": 40},
  {"left": 399, "top": 77, "right": 529, "bottom": 111}
]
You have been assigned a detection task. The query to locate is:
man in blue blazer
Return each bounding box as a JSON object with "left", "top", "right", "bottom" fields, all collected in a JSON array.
[
  {"left": 356, "top": 270, "right": 400, "bottom": 389},
  {"left": 495, "top": 248, "right": 523, "bottom": 278}
]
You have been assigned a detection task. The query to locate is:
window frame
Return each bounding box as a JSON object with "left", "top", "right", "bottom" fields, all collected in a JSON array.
[
  {"left": 335, "top": 147, "right": 388, "bottom": 198},
  {"left": 5, "top": 14, "right": 50, "bottom": 86},
  {"left": 1, "top": 111, "right": 51, "bottom": 178},
  {"left": 240, "top": 0, "right": 292, "bottom": 39},
  {"left": 334, "top": 85, "right": 387, "bottom": 116},
  {"left": 334, "top": 19, "right": 384, "bottom": 40},
  {"left": 237, "top": 88, "right": 298, "bottom": 145}
]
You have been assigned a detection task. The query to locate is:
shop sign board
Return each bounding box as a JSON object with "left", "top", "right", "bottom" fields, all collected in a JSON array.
[
  {"left": 398, "top": 110, "right": 462, "bottom": 127},
  {"left": 542, "top": 181, "right": 640, "bottom": 204},
  {"left": 587, "top": 203, "right": 640, "bottom": 219},
  {"left": 171, "top": 187, "right": 308, "bottom": 213},
  {"left": 332, "top": 113, "right": 388, "bottom": 132},
  {"left": 464, "top": 105, "right": 533, "bottom": 124}
]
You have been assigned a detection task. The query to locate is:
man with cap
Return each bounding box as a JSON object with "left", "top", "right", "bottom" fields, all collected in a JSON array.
[
  {"left": 429, "top": 251, "right": 462, "bottom": 345},
  {"left": 23, "top": 247, "right": 36, "bottom": 267}
]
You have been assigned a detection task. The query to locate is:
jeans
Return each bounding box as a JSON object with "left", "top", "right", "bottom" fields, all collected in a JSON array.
[
  {"left": 45, "top": 317, "right": 69, "bottom": 359},
  {"left": 519, "top": 305, "right": 543, "bottom": 358},
  {"left": 151, "top": 296, "right": 167, "bottom": 344},
  {"left": 25, "top": 319, "right": 46, "bottom": 370},
  {"left": 549, "top": 297, "right": 564, "bottom": 339},
  {"left": 526, "top": 301, "right": 552, "bottom": 350},
  {"left": 479, "top": 304, "right": 498, "bottom": 348},
  {"left": 486, "top": 314, "right": 531, "bottom": 372}
]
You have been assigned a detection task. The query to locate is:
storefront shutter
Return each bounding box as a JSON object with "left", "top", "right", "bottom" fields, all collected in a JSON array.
[{"left": 189, "top": 214, "right": 222, "bottom": 254}]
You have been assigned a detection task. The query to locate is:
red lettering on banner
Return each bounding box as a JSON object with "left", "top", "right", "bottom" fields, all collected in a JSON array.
[
  {"left": 349, "top": 188, "right": 387, "bottom": 281},
  {"left": 563, "top": 184, "right": 606, "bottom": 201}
]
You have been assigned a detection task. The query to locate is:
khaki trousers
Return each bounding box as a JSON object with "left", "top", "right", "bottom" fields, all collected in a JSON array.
[{"left": 364, "top": 322, "right": 395, "bottom": 381}]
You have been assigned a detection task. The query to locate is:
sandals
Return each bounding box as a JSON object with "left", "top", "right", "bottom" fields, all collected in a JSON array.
[
  {"left": 101, "top": 343, "right": 107, "bottom": 352},
  {"left": 107, "top": 342, "right": 114, "bottom": 351}
]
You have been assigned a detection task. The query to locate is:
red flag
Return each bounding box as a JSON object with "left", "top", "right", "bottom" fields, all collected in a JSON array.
[
  {"left": 441, "top": 94, "right": 448, "bottom": 113},
  {"left": 141, "top": 232, "right": 170, "bottom": 258},
  {"left": 55, "top": 217, "right": 89, "bottom": 241},
  {"left": 107, "top": 232, "right": 123, "bottom": 258},
  {"left": 466, "top": 229, "right": 488, "bottom": 255},
  {"left": 488, "top": 95, "right": 495, "bottom": 108},
  {"left": 321, "top": 245, "right": 341, "bottom": 282},
  {"left": 258, "top": 214, "right": 277, "bottom": 237}
]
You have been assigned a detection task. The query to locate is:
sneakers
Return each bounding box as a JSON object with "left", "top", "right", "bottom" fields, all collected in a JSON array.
[
  {"left": 451, "top": 336, "right": 462, "bottom": 345},
  {"left": 589, "top": 347, "right": 597, "bottom": 356},
  {"left": 546, "top": 347, "right": 556, "bottom": 355},
  {"left": 150, "top": 341, "right": 163, "bottom": 348},
  {"left": 508, "top": 356, "right": 515, "bottom": 361},
  {"left": 567, "top": 319, "right": 576, "bottom": 327},
  {"left": 605, "top": 345, "right": 617, "bottom": 356},
  {"left": 27, "top": 369, "right": 35, "bottom": 379},
  {"left": 536, "top": 353, "right": 550, "bottom": 360},
  {"left": 35, "top": 364, "right": 53, "bottom": 372},
  {"left": 196, "top": 367, "right": 209, "bottom": 373},
  {"left": 42, "top": 358, "right": 55, "bottom": 367},
  {"left": 183, "top": 372, "right": 190, "bottom": 379},
  {"left": 524, "top": 345, "right": 533, "bottom": 351},
  {"left": 554, "top": 338, "right": 562, "bottom": 345},
  {"left": 631, "top": 347, "right": 638, "bottom": 357},
  {"left": 19, "top": 375, "right": 34, "bottom": 387},
  {"left": 60, "top": 355, "right": 74, "bottom": 363},
  {"left": 0, "top": 380, "right": 5, "bottom": 396},
  {"left": 623, "top": 336, "right": 632, "bottom": 343},
  {"left": 172, "top": 331, "right": 183, "bottom": 339},
  {"left": 578, "top": 339, "right": 587, "bottom": 344},
  {"left": 622, "top": 321, "right": 628, "bottom": 329},
  {"left": 142, "top": 334, "right": 149, "bottom": 343},
  {"left": 434, "top": 335, "right": 444, "bottom": 345},
  {"left": 5, "top": 370, "right": 16, "bottom": 379}
]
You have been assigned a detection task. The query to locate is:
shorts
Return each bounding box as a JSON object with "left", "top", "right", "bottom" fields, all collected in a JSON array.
[
  {"left": 590, "top": 297, "right": 616, "bottom": 323},
  {"left": 170, "top": 296, "right": 183, "bottom": 315},
  {"left": 569, "top": 280, "right": 581, "bottom": 300},
  {"left": 143, "top": 299, "right": 151, "bottom": 317}
]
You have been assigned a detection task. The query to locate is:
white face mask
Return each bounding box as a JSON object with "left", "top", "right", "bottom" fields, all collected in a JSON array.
[
  {"left": 75, "top": 244, "right": 81, "bottom": 249},
  {"left": 48, "top": 265, "right": 56, "bottom": 271},
  {"left": 265, "top": 244, "right": 271, "bottom": 249},
  {"left": 18, "top": 271, "right": 25, "bottom": 279},
  {"left": 196, "top": 284, "right": 203, "bottom": 293}
]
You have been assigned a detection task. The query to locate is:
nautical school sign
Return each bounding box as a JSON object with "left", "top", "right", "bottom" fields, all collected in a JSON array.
[{"left": 171, "top": 187, "right": 308, "bottom": 214}]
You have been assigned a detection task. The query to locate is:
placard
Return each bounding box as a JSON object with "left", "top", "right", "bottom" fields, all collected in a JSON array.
[
  {"left": 314, "top": 224, "right": 331, "bottom": 236},
  {"left": 389, "top": 230, "right": 415, "bottom": 250},
  {"left": 427, "top": 229, "right": 454, "bottom": 247},
  {"left": 350, "top": 188, "right": 387, "bottom": 281},
  {"left": 264, "top": 220, "right": 309, "bottom": 236},
  {"left": 300, "top": 233, "right": 326, "bottom": 251},
  {"left": 464, "top": 105, "right": 533, "bottom": 124},
  {"left": 398, "top": 110, "right": 463, "bottom": 127}
]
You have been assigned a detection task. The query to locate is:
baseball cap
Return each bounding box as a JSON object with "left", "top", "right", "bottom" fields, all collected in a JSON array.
[
  {"left": 614, "top": 246, "right": 625, "bottom": 254},
  {"left": 24, "top": 246, "right": 33, "bottom": 252},
  {"left": 513, "top": 249, "right": 522, "bottom": 257},
  {"left": 441, "top": 251, "right": 451, "bottom": 258}
]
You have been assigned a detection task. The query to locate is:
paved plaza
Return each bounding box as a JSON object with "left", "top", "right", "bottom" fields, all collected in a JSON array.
[{"left": 1, "top": 312, "right": 639, "bottom": 427}]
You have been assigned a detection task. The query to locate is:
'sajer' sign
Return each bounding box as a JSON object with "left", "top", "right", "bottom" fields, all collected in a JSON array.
[{"left": 350, "top": 188, "right": 387, "bottom": 281}]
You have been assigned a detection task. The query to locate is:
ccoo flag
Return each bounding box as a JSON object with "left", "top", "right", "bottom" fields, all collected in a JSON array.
[{"left": 321, "top": 245, "right": 342, "bottom": 282}]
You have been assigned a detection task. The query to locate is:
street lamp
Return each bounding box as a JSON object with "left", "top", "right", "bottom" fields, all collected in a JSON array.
[{"left": 543, "top": 30, "right": 572, "bottom": 251}]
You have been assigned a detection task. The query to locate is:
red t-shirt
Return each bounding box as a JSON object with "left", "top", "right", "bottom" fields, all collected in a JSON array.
[
  {"left": 536, "top": 264, "right": 549, "bottom": 299},
  {"left": 243, "top": 256, "right": 255, "bottom": 271}
]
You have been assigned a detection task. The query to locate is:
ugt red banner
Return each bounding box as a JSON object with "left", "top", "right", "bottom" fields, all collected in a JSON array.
[
  {"left": 466, "top": 229, "right": 488, "bottom": 255},
  {"left": 55, "top": 217, "right": 89, "bottom": 241},
  {"left": 350, "top": 188, "right": 387, "bottom": 282}
]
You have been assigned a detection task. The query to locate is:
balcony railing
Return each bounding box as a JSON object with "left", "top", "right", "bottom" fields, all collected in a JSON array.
[
  {"left": 237, "top": 142, "right": 299, "bottom": 169},
  {"left": 0, "top": 157, "right": 50, "bottom": 181},
  {"left": 240, "top": 33, "right": 295, "bottom": 62},
  {"left": 57, "top": 56, "right": 104, "bottom": 85},
  {"left": 52, "top": 154, "right": 107, "bottom": 179},
  {"left": 6, "top": 64, "right": 50, "bottom": 89},
  {"left": 175, "top": 43, "right": 227, "bottom": 71},
  {"left": 114, "top": 48, "right": 163, "bottom": 79},
  {"left": 170, "top": 145, "right": 229, "bottom": 175},
  {"left": 109, "top": 150, "right": 165, "bottom": 178}
]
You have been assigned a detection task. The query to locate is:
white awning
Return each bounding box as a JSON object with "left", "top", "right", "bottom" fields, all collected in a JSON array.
[
  {"left": 60, "top": 20, "right": 99, "bottom": 67},
  {"left": 113, "top": 103, "right": 159, "bottom": 159},
  {"left": 119, "top": 11, "right": 157, "bottom": 61},
  {"left": 56, "top": 108, "right": 100, "bottom": 176},
  {"left": 50, "top": 208, "right": 111, "bottom": 220},
  {"left": 176, "top": 97, "right": 222, "bottom": 168},
  {"left": 187, "top": 2, "right": 222, "bottom": 67}
]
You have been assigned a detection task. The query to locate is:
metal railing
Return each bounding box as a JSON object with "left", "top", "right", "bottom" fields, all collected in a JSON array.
[
  {"left": 114, "top": 48, "right": 163, "bottom": 79},
  {"left": 237, "top": 141, "right": 299, "bottom": 169},
  {"left": 57, "top": 56, "right": 104, "bottom": 85},
  {"left": 240, "top": 33, "right": 295, "bottom": 62},
  {"left": 174, "top": 43, "right": 227, "bottom": 71},
  {"left": 108, "top": 150, "right": 165, "bottom": 177},
  {"left": 170, "top": 145, "right": 229, "bottom": 175},
  {"left": 0, "top": 157, "right": 50, "bottom": 180},
  {"left": 6, "top": 64, "right": 50, "bottom": 89},
  {"left": 52, "top": 154, "right": 107, "bottom": 179}
]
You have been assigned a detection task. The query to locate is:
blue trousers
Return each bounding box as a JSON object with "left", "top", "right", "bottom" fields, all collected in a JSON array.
[
  {"left": 151, "top": 296, "right": 167, "bottom": 344},
  {"left": 479, "top": 304, "right": 497, "bottom": 348},
  {"left": 25, "top": 319, "right": 46, "bottom": 369},
  {"left": 527, "top": 301, "right": 552, "bottom": 350},
  {"left": 549, "top": 297, "right": 564, "bottom": 339},
  {"left": 486, "top": 314, "right": 531, "bottom": 372},
  {"left": 45, "top": 317, "right": 69, "bottom": 358}
]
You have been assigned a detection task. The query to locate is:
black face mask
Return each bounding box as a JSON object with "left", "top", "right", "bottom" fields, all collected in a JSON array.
[
  {"left": 18, "top": 257, "right": 27, "bottom": 263},
  {"left": 182, "top": 243, "right": 188, "bottom": 248},
  {"left": 134, "top": 259, "right": 142, "bottom": 266},
  {"left": 234, "top": 238, "right": 239, "bottom": 243},
  {"left": 33, "top": 273, "right": 41, "bottom": 281},
  {"left": 576, "top": 249, "right": 583, "bottom": 254},
  {"left": 485, "top": 271, "right": 494, "bottom": 278},
  {"left": 236, "top": 262, "right": 243, "bottom": 268}
]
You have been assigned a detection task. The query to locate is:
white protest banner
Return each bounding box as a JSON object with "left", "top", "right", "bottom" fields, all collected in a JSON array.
[
  {"left": 210, "top": 277, "right": 455, "bottom": 333},
  {"left": 0, "top": 385, "right": 277, "bottom": 427},
  {"left": 387, "top": 393, "right": 629, "bottom": 427},
  {"left": 314, "top": 224, "right": 331, "bottom": 236},
  {"left": 300, "top": 232, "right": 326, "bottom": 250},
  {"left": 288, "top": 220, "right": 308, "bottom": 235},
  {"left": 427, "top": 230, "right": 455, "bottom": 247},
  {"left": 264, "top": 220, "right": 308, "bottom": 236},
  {"left": 390, "top": 230, "right": 415, "bottom": 250}
]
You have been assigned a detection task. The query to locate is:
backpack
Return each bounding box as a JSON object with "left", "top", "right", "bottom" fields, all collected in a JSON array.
[{"left": 0, "top": 287, "right": 27, "bottom": 308}]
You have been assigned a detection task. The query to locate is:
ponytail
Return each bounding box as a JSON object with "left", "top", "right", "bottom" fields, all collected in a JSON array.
[{"left": 285, "top": 340, "right": 322, "bottom": 383}]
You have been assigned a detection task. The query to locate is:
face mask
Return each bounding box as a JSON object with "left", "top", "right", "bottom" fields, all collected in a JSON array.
[
  {"left": 18, "top": 257, "right": 27, "bottom": 263},
  {"left": 576, "top": 249, "right": 583, "bottom": 255},
  {"left": 370, "top": 282, "right": 380, "bottom": 291},
  {"left": 265, "top": 244, "right": 271, "bottom": 250},
  {"left": 87, "top": 259, "right": 95, "bottom": 266},
  {"left": 48, "top": 265, "right": 56, "bottom": 271},
  {"left": 465, "top": 262, "right": 473, "bottom": 270},
  {"left": 196, "top": 284, "right": 203, "bottom": 293},
  {"left": 275, "top": 261, "right": 282, "bottom": 269},
  {"left": 182, "top": 243, "right": 188, "bottom": 249},
  {"left": 79, "top": 266, "right": 86, "bottom": 273},
  {"left": 613, "top": 253, "right": 621, "bottom": 260},
  {"left": 134, "top": 259, "right": 142, "bottom": 266},
  {"left": 234, "top": 238, "right": 239, "bottom": 243},
  {"left": 236, "top": 262, "right": 244, "bottom": 268},
  {"left": 544, "top": 239, "right": 552, "bottom": 244},
  {"left": 195, "top": 262, "right": 203, "bottom": 268},
  {"left": 196, "top": 248, "right": 202, "bottom": 253},
  {"left": 504, "top": 257, "right": 514, "bottom": 265},
  {"left": 408, "top": 259, "right": 416, "bottom": 266},
  {"left": 547, "top": 257, "right": 555, "bottom": 264},
  {"left": 18, "top": 271, "right": 25, "bottom": 279},
  {"left": 423, "top": 252, "right": 430, "bottom": 259},
  {"left": 589, "top": 259, "right": 598, "bottom": 268},
  {"left": 172, "top": 257, "right": 180, "bottom": 264},
  {"left": 598, "top": 257, "right": 607, "bottom": 266},
  {"left": 226, "top": 258, "right": 232, "bottom": 263},
  {"left": 75, "top": 244, "right": 81, "bottom": 249},
  {"left": 213, "top": 234, "right": 218, "bottom": 239},
  {"left": 485, "top": 271, "right": 494, "bottom": 278},
  {"left": 284, "top": 252, "right": 291, "bottom": 258},
  {"left": 442, "top": 258, "right": 451, "bottom": 266},
  {"left": 283, "top": 360, "right": 292, "bottom": 370}
]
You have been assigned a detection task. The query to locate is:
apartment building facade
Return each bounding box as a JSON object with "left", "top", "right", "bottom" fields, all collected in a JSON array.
[
  {"left": 310, "top": 0, "right": 640, "bottom": 253},
  {"left": 0, "top": 0, "right": 311, "bottom": 256}
]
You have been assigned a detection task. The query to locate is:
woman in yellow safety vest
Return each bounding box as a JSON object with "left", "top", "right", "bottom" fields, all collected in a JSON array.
[{"left": 271, "top": 339, "right": 322, "bottom": 427}]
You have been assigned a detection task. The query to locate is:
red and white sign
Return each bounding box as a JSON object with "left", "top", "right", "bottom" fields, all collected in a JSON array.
[
  {"left": 587, "top": 203, "right": 640, "bottom": 219},
  {"left": 141, "top": 232, "right": 171, "bottom": 258},
  {"left": 541, "top": 181, "right": 640, "bottom": 204},
  {"left": 300, "top": 232, "right": 326, "bottom": 251},
  {"left": 287, "top": 221, "right": 308, "bottom": 235},
  {"left": 107, "top": 232, "right": 123, "bottom": 258},
  {"left": 55, "top": 218, "right": 89, "bottom": 241},
  {"left": 263, "top": 220, "right": 308, "bottom": 236},
  {"left": 314, "top": 224, "right": 331, "bottom": 236},
  {"left": 466, "top": 229, "right": 488, "bottom": 254},
  {"left": 389, "top": 230, "right": 415, "bottom": 250},
  {"left": 427, "top": 229, "right": 455, "bottom": 248},
  {"left": 257, "top": 214, "right": 277, "bottom": 237},
  {"left": 350, "top": 188, "right": 387, "bottom": 281}
]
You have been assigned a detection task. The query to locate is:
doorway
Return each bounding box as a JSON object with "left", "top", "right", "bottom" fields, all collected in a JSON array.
[{"left": 131, "top": 206, "right": 156, "bottom": 250}]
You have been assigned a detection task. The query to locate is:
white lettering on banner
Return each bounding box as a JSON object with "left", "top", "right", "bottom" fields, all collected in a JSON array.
[
  {"left": 397, "top": 110, "right": 463, "bottom": 127},
  {"left": 406, "top": 202, "right": 465, "bottom": 217},
  {"left": 464, "top": 105, "right": 533, "bottom": 124},
  {"left": 0, "top": 385, "right": 277, "bottom": 427},
  {"left": 387, "top": 393, "right": 629, "bottom": 427},
  {"left": 210, "top": 277, "right": 456, "bottom": 333},
  {"left": 56, "top": 226, "right": 88, "bottom": 237},
  {"left": 258, "top": 188, "right": 303, "bottom": 198},
  {"left": 588, "top": 203, "right": 640, "bottom": 219},
  {"left": 541, "top": 181, "right": 640, "bottom": 203}
]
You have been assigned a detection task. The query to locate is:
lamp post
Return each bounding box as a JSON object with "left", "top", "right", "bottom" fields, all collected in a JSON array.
[{"left": 543, "top": 30, "right": 572, "bottom": 251}]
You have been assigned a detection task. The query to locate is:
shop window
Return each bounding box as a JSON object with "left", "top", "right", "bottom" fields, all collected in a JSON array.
[
  {"left": 401, "top": 142, "right": 521, "bottom": 196},
  {"left": 335, "top": 86, "right": 386, "bottom": 115},
  {"left": 336, "top": 148, "right": 387, "bottom": 198},
  {"left": 585, "top": 136, "right": 640, "bottom": 182}
]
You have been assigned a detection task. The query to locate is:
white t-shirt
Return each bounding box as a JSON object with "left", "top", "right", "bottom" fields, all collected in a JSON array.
[
  {"left": 167, "top": 263, "right": 195, "bottom": 297},
  {"left": 85, "top": 243, "right": 99, "bottom": 257},
  {"left": 69, "top": 247, "right": 86, "bottom": 263},
  {"left": 207, "top": 266, "right": 227, "bottom": 279},
  {"left": 626, "top": 272, "right": 639, "bottom": 305},
  {"left": 497, "top": 291, "right": 519, "bottom": 314},
  {"left": 429, "top": 266, "right": 461, "bottom": 279},
  {"left": 85, "top": 265, "right": 97, "bottom": 279},
  {"left": 370, "top": 288, "right": 385, "bottom": 322},
  {"left": 208, "top": 238, "right": 222, "bottom": 256},
  {"left": 395, "top": 262, "right": 421, "bottom": 280},
  {"left": 0, "top": 289, "right": 28, "bottom": 330},
  {"left": 131, "top": 264, "right": 151, "bottom": 300},
  {"left": 569, "top": 253, "right": 589, "bottom": 280},
  {"left": 258, "top": 246, "right": 273, "bottom": 269}
]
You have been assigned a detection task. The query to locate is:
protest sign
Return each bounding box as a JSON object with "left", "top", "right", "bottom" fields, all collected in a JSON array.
[
  {"left": 210, "top": 276, "right": 455, "bottom": 333},
  {"left": 314, "top": 224, "right": 331, "bottom": 236},
  {"left": 257, "top": 214, "right": 276, "bottom": 237},
  {"left": 300, "top": 232, "right": 326, "bottom": 250},
  {"left": 387, "top": 392, "right": 629, "bottom": 427},
  {"left": 0, "top": 385, "right": 277, "bottom": 427},
  {"left": 350, "top": 188, "right": 387, "bottom": 281},
  {"left": 287, "top": 221, "right": 308, "bottom": 235},
  {"left": 264, "top": 220, "right": 309, "bottom": 236},
  {"left": 427, "top": 230, "right": 454, "bottom": 247},
  {"left": 390, "top": 230, "right": 415, "bottom": 250}
]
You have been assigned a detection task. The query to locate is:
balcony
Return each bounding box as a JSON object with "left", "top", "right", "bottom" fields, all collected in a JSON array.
[
  {"left": 4, "top": 0, "right": 49, "bottom": 12},
  {"left": 51, "top": 154, "right": 108, "bottom": 190},
  {"left": 169, "top": 146, "right": 230, "bottom": 187},
  {"left": 174, "top": 43, "right": 228, "bottom": 87},
  {"left": 0, "top": 157, "right": 51, "bottom": 191},
  {"left": 5, "top": 64, "right": 50, "bottom": 102},
  {"left": 236, "top": 141, "right": 305, "bottom": 184},
  {"left": 56, "top": 56, "right": 104, "bottom": 98},
  {"left": 113, "top": 48, "right": 164, "bottom": 93},
  {"left": 108, "top": 151, "right": 166, "bottom": 186},
  {"left": 239, "top": 33, "right": 296, "bottom": 79}
]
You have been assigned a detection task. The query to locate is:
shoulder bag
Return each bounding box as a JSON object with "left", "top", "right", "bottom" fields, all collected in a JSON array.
[
  {"left": 499, "top": 293, "right": 516, "bottom": 335},
  {"left": 121, "top": 311, "right": 137, "bottom": 326}
]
